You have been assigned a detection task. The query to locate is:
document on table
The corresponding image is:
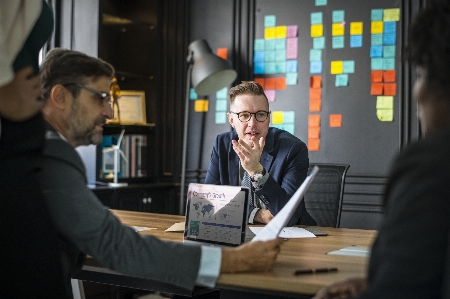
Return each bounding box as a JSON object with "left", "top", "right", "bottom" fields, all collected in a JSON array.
[
  {"left": 327, "top": 246, "right": 371, "bottom": 257},
  {"left": 250, "top": 226, "right": 316, "bottom": 238},
  {"left": 165, "top": 222, "right": 185, "bottom": 232}
]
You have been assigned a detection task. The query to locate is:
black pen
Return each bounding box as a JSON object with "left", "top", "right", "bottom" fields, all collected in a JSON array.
[{"left": 293, "top": 267, "right": 338, "bottom": 275}]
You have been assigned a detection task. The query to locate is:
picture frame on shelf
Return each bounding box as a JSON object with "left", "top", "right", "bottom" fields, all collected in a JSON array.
[{"left": 108, "top": 90, "right": 147, "bottom": 125}]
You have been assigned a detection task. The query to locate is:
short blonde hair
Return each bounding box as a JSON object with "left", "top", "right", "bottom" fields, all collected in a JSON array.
[{"left": 228, "top": 81, "right": 268, "bottom": 106}]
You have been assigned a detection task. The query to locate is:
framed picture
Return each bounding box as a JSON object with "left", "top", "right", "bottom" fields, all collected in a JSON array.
[{"left": 108, "top": 90, "right": 147, "bottom": 125}]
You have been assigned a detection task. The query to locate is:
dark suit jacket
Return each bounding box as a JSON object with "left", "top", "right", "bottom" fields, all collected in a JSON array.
[
  {"left": 39, "top": 124, "right": 202, "bottom": 291},
  {"left": 356, "top": 128, "right": 450, "bottom": 299},
  {"left": 204, "top": 127, "right": 316, "bottom": 227}
]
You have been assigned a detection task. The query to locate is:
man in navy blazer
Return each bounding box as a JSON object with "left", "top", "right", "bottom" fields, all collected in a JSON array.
[{"left": 205, "top": 81, "right": 315, "bottom": 227}]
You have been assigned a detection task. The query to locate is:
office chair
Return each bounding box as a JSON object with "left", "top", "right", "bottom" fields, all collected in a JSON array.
[{"left": 303, "top": 163, "right": 350, "bottom": 228}]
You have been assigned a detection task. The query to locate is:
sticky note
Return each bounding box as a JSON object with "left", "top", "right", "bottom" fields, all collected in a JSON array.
[
  {"left": 272, "top": 111, "right": 284, "bottom": 124},
  {"left": 194, "top": 99, "right": 208, "bottom": 112},
  {"left": 332, "top": 10, "right": 345, "bottom": 23},
  {"left": 383, "top": 45, "right": 396, "bottom": 58},
  {"left": 332, "top": 23, "right": 345, "bottom": 36},
  {"left": 383, "top": 58, "right": 395, "bottom": 70},
  {"left": 310, "top": 76, "right": 322, "bottom": 88},
  {"left": 265, "top": 78, "right": 275, "bottom": 90},
  {"left": 311, "top": 12, "right": 323, "bottom": 25},
  {"left": 371, "top": 58, "right": 383, "bottom": 70},
  {"left": 254, "top": 77, "right": 265, "bottom": 88},
  {"left": 343, "top": 60, "right": 355, "bottom": 73},
  {"left": 310, "top": 49, "right": 322, "bottom": 61},
  {"left": 383, "top": 32, "right": 396, "bottom": 45},
  {"left": 275, "top": 26, "right": 287, "bottom": 38},
  {"left": 371, "top": 9, "right": 383, "bottom": 21},
  {"left": 350, "top": 35, "right": 362, "bottom": 48},
  {"left": 330, "top": 114, "right": 342, "bottom": 127},
  {"left": 216, "top": 100, "right": 228, "bottom": 111},
  {"left": 383, "top": 70, "right": 396, "bottom": 82},
  {"left": 275, "top": 39, "right": 286, "bottom": 50},
  {"left": 376, "top": 96, "right": 394, "bottom": 109},
  {"left": 275, "top": 61, "right": 286, "bottom": 73},
  {"left": 254, "top": 39, "right": 265, "bottom": 51},
  {"left": 264, "top": 51, "right": 275, "bottom": 62},
  {"left": 283, "top": 124, "right": 295, "bottom": 135},
  {"left": 384, "top": 83, "right": 397, "bottom": 96},
  {"left": 336, "top": 74, "right": 348, "bottom": 87},
  {"left": 311, "top": 24, "right": 324, "bottom": 37},
  {"left": 254, "top": 63, "right": 264, "bottom": 74},
  {"left": 315, "top": 0, "right": 327, "bottom": 6},
  {"left": 384, "top": 8, "right": 400, "bottom": 22},
  {"left": 215, "top": 112, "right": 227, "bottom": 124},
  {"left": 265, "top": 27, "right": 275, "bottom": 39},
  {"left": 216, "top": 87, "right": 228, "bottom": 99},
  {"left": 275, "top": 78, "right": 286, "bottom": 90},
  {"left": 286, "top": 60, "right": 298, "bottom": 73},
  {"left": 384, "top": 21, "right": 396, "bottom": 33},
  {"left": 308, "top": 138, "right": 320, "bottom": 151},
  {"left": 286, "top": 38, "right": 298, "bottom": 59},
  {"left": 310, "top": 88, "right": 322, "bottom": 101},
  {"left": 350, "top": 22, "right": 363, "bottom": 35},
  {"left": 265, "top": 15, "right": 276, "bottom": 27},
  {"left": 370, "top": 46, "right": 383, "bottom": 58},
  {"left": 265, "top": 90, "right": 276, "bottom": 102},
  {"left": 331, "top": 61, "right": 344, "bottom": 74},
  {"left": 371, "top": 70, "right": 383, "bottom": 83},
  {"left": 287, "top": 25, "right": 298, "bottom": 37},
  {"left": 254, "top": 51, "right": 265, "bottom": 63},
  {"left": 371, "top": 21, "right": 384, "bottom": 34},
  {"left": 189, "top": 88, "right": 198, "bottom": 100},
  {"left": 286, "top": 73, "right": 298, "bottom": 85},
  {"left": 284, "top": 111, "right": 295, "bottom": 123},
  {"left": 308, "top": 126, "right": 320, "bottom": 138},
  {"left": 310, "top": 98, "right": 322, "bottom": 112},
  {"left": 371, "top": 83, "right": 383, "bottom": 95},
  {"left": 275, "top": 51, "right": 286, "bottom": 61},
  {"left": 265, "top": 62, "right": 276, "bottom": 74},
  {"left": 332, "top": 36, "right": 344, "bottom": 49},
  {"left": 217, "top": 48, "right": 228, "bottom": 60},
  {"left": 313, "top": 37, "right": 326, "bottom": 49},
  {"left": 377, "top": 109, "right": 394, "bottom": 122},
  {"left": 371, "top": 34, "right": 383, "bottom": 45},
  {"left": 265, "top": 39, "right": 276, "bottom": 51},
  {"left": 308, "top": 114, "right": 321, "bottom": 127},
  {"left": 310, "top": 61, "right": 322, "bottom": 73}
]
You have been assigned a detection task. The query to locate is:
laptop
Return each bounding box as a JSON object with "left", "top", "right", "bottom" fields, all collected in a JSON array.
[{"left": 183, "top": 184, "right": 250, "bottom": 247}]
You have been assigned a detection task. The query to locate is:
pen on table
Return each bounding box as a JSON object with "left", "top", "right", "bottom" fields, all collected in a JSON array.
[{"left": 293, "top": 267, "right": 338, "bottom": 275}]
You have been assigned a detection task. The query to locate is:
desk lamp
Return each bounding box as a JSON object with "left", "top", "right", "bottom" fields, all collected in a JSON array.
[{"left": 180, "top": 39, "right": 237, "bottom": 214}]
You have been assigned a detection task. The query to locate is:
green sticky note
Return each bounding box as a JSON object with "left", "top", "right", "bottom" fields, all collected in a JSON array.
[
  {"left": 383, "top": 58, "right": 395, "bottom": 70},
  {"left": 332, "top": 36, "right": 344, "bottom": 49},
  {"left": 216, "top": 87, "right": 228, "bottom": 99},
  {"left": 286, "top": 73, "right": 298, "bottom": 85},
  {"left": 265, "top": 51, "right": 275, "bottom": 62},
  {"left": 313, "top": 37, "right": 326, "bottom": 49},
  {"left": 283, "top": 124, "right": 295, "bottom": 135},
  {"left": 310, "top": 49, "right": 322, "bottom": 61},
  {"left": 332, "top": 10, "right": 345, "bottom": 23},
  {"left": 284, "top": 111, "right": 295, "bottom": 123},
  {"left": 275, "top": 61, "right": 286, "bottom": 73},
  {"left": 315, "top": 0, "right": 327, "bottom": 6},
  {"left": 254, "top": 39, "right": 265, "bottom": 51},
  {"left": 275, "top": 50, "right": 286, "bottom": 61},
  {"left": 265, "top": 39, "right": 276, "bottom": 51},
  {"left": 371, "top": 34, "right": 383, "bottom": 45},
  {"left": 265, "top": 15, "right": 276, "bottom": 27},
  {"left": 265, "top": 62, "right": 276, "bottom": 74},
  {"left": 343, "top": 60, "right": 355, "bottom": 73},
  {"left": 371, "top": 58, "right": 383, "bottom": 70},
  {"left": 215, "top": 99, "right": 227, "bottom": 111},
  {"left": 215, "top": 112, "right": 227, "bottom": 124},
  {"left": 311, "top": 12, "right": 323, "bottom": 25},
  {"left": 383, "top": 45, "right": 396, "bottom": 58},
  {"left": 376, "top": 96, "right": 394, "bottom": 109},
  {"left": 275, "top": 39, "right": 286, "bottom": 50},
  {"left": 335, "top": 74, "right": 349, "bottom": 87},
  {"left": 371, "top": 9, "right": 383, "bottom": 21},
  {"left": 189, "top": 88, "right": 198, "bottom": 100}
]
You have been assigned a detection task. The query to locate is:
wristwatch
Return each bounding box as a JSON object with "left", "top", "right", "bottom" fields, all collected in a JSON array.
[{"left": 250, "top": 167, "right": 266, "bottom": 183}]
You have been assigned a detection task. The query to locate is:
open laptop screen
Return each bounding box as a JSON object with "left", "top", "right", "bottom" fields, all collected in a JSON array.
[{"left": 184, "top": 184, "right": 249, "bottom": 247}]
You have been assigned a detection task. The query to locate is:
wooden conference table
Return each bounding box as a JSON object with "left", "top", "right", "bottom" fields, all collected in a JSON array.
[{"left": 73, "top": 210, "right": 377, "bottom": 298}]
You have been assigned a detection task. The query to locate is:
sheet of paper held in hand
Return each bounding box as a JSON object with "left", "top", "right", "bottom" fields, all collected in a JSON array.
[{"left": 251, "top": 166, "right": 319, "bottom": 242}]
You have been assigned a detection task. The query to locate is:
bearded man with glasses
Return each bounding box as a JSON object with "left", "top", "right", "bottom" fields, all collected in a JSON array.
[{"left": 205, "top": 81, "right": 316, "bottom": 227}]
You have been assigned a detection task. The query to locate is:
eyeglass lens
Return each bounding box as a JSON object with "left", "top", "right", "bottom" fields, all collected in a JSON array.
[{"left": 237, "top": 111, "right": 269, "bottom": 122}]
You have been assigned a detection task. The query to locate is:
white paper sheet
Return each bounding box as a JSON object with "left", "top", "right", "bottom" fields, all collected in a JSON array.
[{"left": 250, "top": 226, "right": 316, "bottom": 238}]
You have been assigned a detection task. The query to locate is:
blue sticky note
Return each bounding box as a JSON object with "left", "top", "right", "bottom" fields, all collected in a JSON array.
[
  {"left": 215, "top": 99, "right": 227, "bottom": 111},
  {"left": 254, "top": 63, "right": 265, "bottom": 74},
  {"left": 275, "top": 50, "right": 286, "bottom": 61},
  {"left": 371, "top": 9, "right": 383, "bottom": 21},
  {"left": 384, "top": 32, "right": 396, "bottom": 45},
  {"left": 332, "top": 36, "right": 344, "bottom": 49},
  {"left": 313, "top": 37, "right": 325, "bottom": 50},
  {"left": 265, "top": 15, "right": 276, "bottom": 27},
  {"left": 343, "top": 60, "right": 355, "bottom": 73},
  {"left": 254, "top": 39, "right": 265, "bottom": 51},
  {"left": 265, "top": 62, "right": 276, "bottom": 74},
  {"left": 284, "top": 111, "right": 295, "bottom": 123},
  {"left": 310, "top": 49, "right": 322, "bottom": 61},
  {"left": 311, "top": 12, "right": 323, "bottom": 25},
  {"left": 332, "top": 10, "right": 345, "bottom": 23},
  {"left": 275, "top": 61, "right": 286, "bottom": 73},
  {"left": 383, "top": 58, "right": 395, "bottom": 70},
  {"left": 265, "top": 51, "right": 275, "bottom": 62},
  {"left": 310, "top": 61, "right": 322, "bottom": 73},
  {"left": 215, "top": 112, "right": 227, "bottom": 124},
  {"left": 371, "top": 58, "right": 383, "bottom": 70},
  {"left": 335, "top": 74, "right": 349, "bottom": 87},
  {"left": 265, "top": 39, "right": 276, "bottom": 51},
  {"left": 371, "top": 34, "right": 383, "bottom": 45},
  {"left": 216, "top": 87, "right": 228, "bottom": 99},
  {"left": 315, "top": 0, "right": 327, "bottom": 6},
  {"left": 384, "top": 21, "right": 396, "bottom": 33},
  {"left": 283, "top": 124, "right": 295, "bottom": 135},
  {"left": 350, "top": 35, "right": 362, "bottom": 48},
  {"left": 383, "top": 46, "right": 396, "bottom": 58},
  {"left": 370, "top": 46, "right": 383, "bottom": 58},
  {"left": 254, "top": 51, "right": 265, "bottom": 63},
  {"left": 275, "top": 39, "right": 286, "bottom": 50},
  {"left": 273, "top": 124, "right": 284, "bottom": 130},
  {"left": 189, "top": 88, "right": 198, "bottom": 100},
  {"left": 286, "top": 60, "right": 298, "bottom": 73},
  {"left": 286, "top": 73, "right": 298, "bottom": 85}
]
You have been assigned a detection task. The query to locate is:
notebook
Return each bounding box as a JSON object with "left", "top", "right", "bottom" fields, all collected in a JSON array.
[{"left": 183, "top": 183, "right": 250, "bottom": 247}]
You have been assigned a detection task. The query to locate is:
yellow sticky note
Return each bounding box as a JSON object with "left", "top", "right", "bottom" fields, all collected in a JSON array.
[
  {"left": 376, "top": 96, "right": 394, "bottom": 109},
  {"left": 272, "top": 111, "right": 284, "bottom": 124},
  {"left": 350, "top": 22, "right": 363, "bottom": 35},
  {"left": 384, "top": 8, "right": 400, "bottom": 21},
  {"left": 265, "top": 27, "right": 275, "bottom": 39},
  {"left": 311, "top": 24, "right": 323, "bottom": 37},
  {"left": 377, "top": 109, "right": 394, "bottom": 122},
  {"left": 332, "top": 23, "right": 345, "bottom": 36},
  {"left": 275, "top": 26, "right": 287, "bottom": 38},
  {"left": 371, "top": 21, "right": 384, "bottom": 34},
  {"left": 194, "top": 99, "right": 208, "bottom": 112},
  {"left": 331, "top": 61, "right": 344, "bottom": 74}
]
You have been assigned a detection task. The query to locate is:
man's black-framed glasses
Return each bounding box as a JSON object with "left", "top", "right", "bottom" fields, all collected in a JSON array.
[
  {"left": 65, "top": 83, "right": 112, "bottom": 106},
  {"left": 230, "top": 110, "right": 270, "bottom": 122}
]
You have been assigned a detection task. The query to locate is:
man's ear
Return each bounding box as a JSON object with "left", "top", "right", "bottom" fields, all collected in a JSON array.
[
  {"left": 227, "top": 112, "right": 234, "bottom": 129},
  {"left": 49, "top": 84, "right": 69, "bottom": 109}
]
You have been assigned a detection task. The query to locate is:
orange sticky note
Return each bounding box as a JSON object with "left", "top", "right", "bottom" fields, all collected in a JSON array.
[
  {"left": 330, "top": 114, "right": 342, "bottom": 127},
  {"left": 275, "top": 77, "right": 286, "bottom": 90},
  {"left": 309, "top": 98, "right": 322, "bottom": 112},
  {"left": 216, "top": 48, "right": 228, "bottom": 60},
  {"left": 308, "top": 138, "right": 320, "bottom": 151},
  {"left": 254, "top": 77, "right": 265, "bottom": 88},
  {"left": 194, "top": 99, "right": 208, "bottom": 112},
  {"left": 371, "top": 83, "right": 383, "bottom": 95},
  {"left": 308, "top": 114, "right": 321, "bottom": 127},
  {"left": 384, "top": 83, "right": 397, "bottom": 96},
  {"left": 265, "top": 78, "right": 275, "bottom": 90},
  {"left": 383, "top": 70, "right": 396, "bottom": 83},
  {"left": 371, "top": 70, "right": 383, "bottom": 83},
  {"left": 310, "top": 76, "right": 322, "bottom": 88},
  {"left": 309, "top": 88, "right": 322, "bottom": 101},
  {"left": 308, "top": 126, "right": 320, "bottom": 138}
]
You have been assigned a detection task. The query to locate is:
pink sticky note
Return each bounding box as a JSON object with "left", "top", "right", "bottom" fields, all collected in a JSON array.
[
  {"left": 265, "top": 89, "right": 276, "bottom": 102},
  {"left": 286, "top": 37, "right": 298, "bottom": 59},
  {"left": 287, "top": 25, "right": 298, "bottom": 37}
]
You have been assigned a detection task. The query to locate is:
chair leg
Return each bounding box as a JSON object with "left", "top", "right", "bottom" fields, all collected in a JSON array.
[{"left": 71, "top": 279, "right": 86, "bottom": 299}]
